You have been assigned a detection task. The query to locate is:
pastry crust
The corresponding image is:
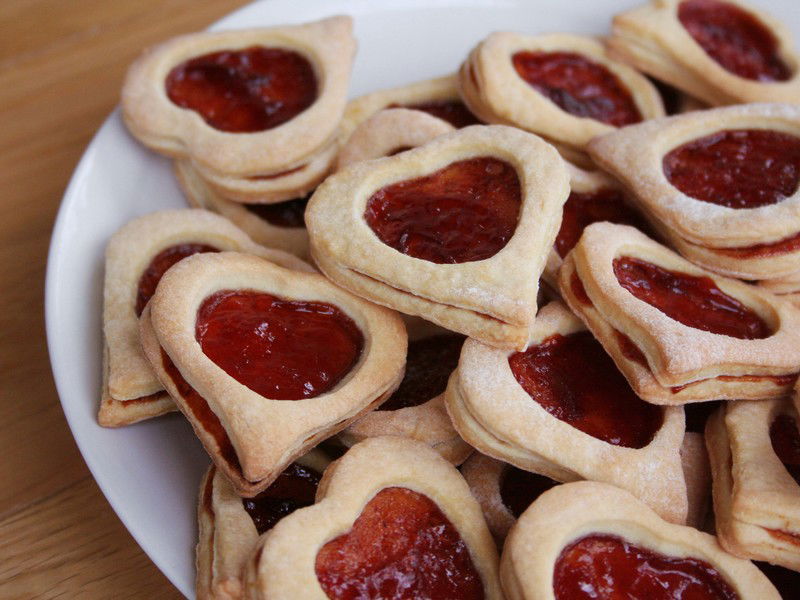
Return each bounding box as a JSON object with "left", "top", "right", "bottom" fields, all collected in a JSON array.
[
  {"left": 608, "top": 0, "right": 800, "bottom": 106},
  {"left": 500, "top": 480, "right": 781, "bottom": 600},
  {"left": 139, "top": 252, "right": 407, "bottom": 496},
  {"left": 759, "top": 272, "right": 800, "bottom": 310},
  {"left": 121, "top": 16, "right": 355, "bottom": 178},
  {"left": 175, "top": 160, "right": 310, "bottom": 259},
  {"left": 99, "top": 209, "right": 311, "bottom": 427},
  {"left": 242, "top": 436, "right": 503, "bottom": 600},
  {"left": 307, "top": 125, "right": 570, "bottom": 350},
  {"left": 588, "top": 103, "right": 800, "bottom": 279},
  {"left": 458, "top": 32, "right": 664, "bottom": 151},
  {"left": 444, "top": 301, "right": 689, "bottom": 524},
  {"left": 196, "top": 450, "right": 331, "bottom": 600},
  {"left": 339, "top": 320, "right": 471, "bottom": 465},
  {"left": 337, "top": 108, "right": 454, "bottom": 170},
  {"left": 706, "top": 398, "right": 800, "bottom": 570},
  {"left": 559, "top": 223, "right": 800, "bottom": 403}
]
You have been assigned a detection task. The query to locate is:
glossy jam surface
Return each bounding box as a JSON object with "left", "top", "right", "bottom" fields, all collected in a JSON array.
[
  {"left": 380, "top": 334, "right": 465, "bottom": 411},
  {"left": 196, "top": 291, "right": 363, "bottom": 400},
  {"left": 245, "top": 194, "right": 310, "bottom": 228},
  {"left": 555, "top": 188, "right": 648, "bottom": 258},
  {"left": 662, "top": 129, "right": 800, "bottom": 209},
  {"left": 511, "top": 51, "right": 642, "bottom": 126},
  {"left": 161, "top": 349, "right": 240, "bottom": 471},
  {"left": 613, "top": 256, "right": 771, "bottom": 339},
  {"left": 554, "top": 534, "right": 738, "bottom": 599},
  {"left": 165, "top": 47, "right": 317, "bottom": 133},
  {"left": 508, "top": 331, "right": 663, "bottom": 448},
  {"left": 713, "top": 230, "right": 800, "bottom": 259},
  {"left": 678, "top": 0, "right": 790, "bottom": 81},
  {"left": 499, "top": 466, "right": 558, "bottom": 518},
  {"left": 135, "top": 243, "right": 217, "bottom": 316},
  {"left": 757, "top": 561, "right": 800, "bottom": 599},
  {"left": 392, "top": 100, "right": 481, "bottom": 128},
  {"left": 242, "top": 462, "right": 321, "bottom": 534},
  {"left": 770, "top": 414, "right": 800, "bottom": 485},
  {"left": 364, "top": 157, "right": 521, "bottom": 264},
  {"left": 315, "top": 487, "right": 484, "bottom": 600}
]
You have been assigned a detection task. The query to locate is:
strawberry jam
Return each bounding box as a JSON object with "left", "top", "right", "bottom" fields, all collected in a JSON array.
[
  {"left": 315, "top": 487, "right": 484, "bottom": 600},
  {"left": 136, "top": 243, "right": 218, "bottom": 316},
  {"left": 379, "top": 334, "right": 465, "bottom": 411},
  {"left": 390, "top": 100, "right": 481, "bottom": 128},
  {"left": 678, "top": 0, "right": 790, "bottom": 81},
  {"left": 554, "top": 534, "right": 738, "bottom": 599},
  {"left": 613, "top": 256, "right": 771, "bottom": 339},
  {"left": 711, "top": 230, "right": 800, "bottom": 259},
  {"left": 165, "top": 47, "right": 317, "bottom": 133},
  {"left": 662, "top": 129, "right": 800, "bottom": 209},
  {"left": 245, "top": 194, "right": 310, "bottom": 228},
  {"left": 242, "top": 462, "right": 321, "bottom": 534},
  {"left": 511, "top": 51, "right": 642, "bottom": 126},
  {"left": 499, "top": 465, "right": 558, "bottom": 518},
  {"left": 364, "top": 157, "right": 521, "bottom": 263},
  {"left": 508, "top": 331, "right": 662, "bottom": 448},
  {"left": 195, "top": 291, "right": 363, "bottom": 400},
  {"left": 555, "top": 189, "right": 649, "bottom": 258},
  {"left": 770, "top": 414, "right": 800, "bottom": 486}
]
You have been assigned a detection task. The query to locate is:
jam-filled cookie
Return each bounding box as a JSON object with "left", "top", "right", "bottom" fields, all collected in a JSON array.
[
  {"left": 706, "top": 398, "right": 800, "bottom": 570},
  {"left": 339, "top": 74, "right": 481, "bottom": 144},
  {"left": 501, "top": 481, "right": 780, "bottom": 599},
  {"left": 759, "top": 273, "right": 800, "bottom": 310},
  {"left": 609, "top": 0, "right": 800, "bottom": 106},
  {"left": 340, "top": 320, "right": 471, "bottom": 465},
  {"left": 175, "top": 160, "right": 311, "bottom": 259},
  {"left": 196, "top": 449, "right": 330, "bottom": 599},
  {"left": 337, "top": 108, "right": 455, "bottom": 170},
  {"left": 559, "top": 223, "right": 800, "bottom": 404},
  {"left": 242, "top": 436, "right": 503, "bottom": 599},
  {"left": 99, "top": 209, "right": 310, "bottom": 427},
  {"left": 459, "top": 33, "right": 663, "bottom": 161},
  {"left": 121, "top": 16, "right": 354, "bottom": 179},
  {"left": 307, "top": 125, "right": 570, "bottom": 350},
  {"left": 139, "top": 252, "right": 406, "bottom": 496},
  {"left": 445, "top": 301, "right": 689, "bottom": 524},
  {"left": 588, "top": 104, "right": 800, "bottom": 281}
]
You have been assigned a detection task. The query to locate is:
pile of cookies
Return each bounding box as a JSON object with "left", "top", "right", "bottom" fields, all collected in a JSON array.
[{"left": 100, "top": 1, "right": 800, "bottom": 597}]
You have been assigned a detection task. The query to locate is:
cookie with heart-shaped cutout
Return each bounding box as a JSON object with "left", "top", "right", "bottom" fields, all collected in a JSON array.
[
  {"left": 121, "top": 16, "right": 354, "bottom": 179},
  {"left": 241, "top": 436, "right": 502, "bottom": 599},
  {"left": 501, "top": 481, "right": 780, "bottom": 599},
  {"left": 99, "top": 209, "right": 311, "bottom": 428},
  {"left": 307, "top": 125, "right": 570, "bottom": 350},
  {"left": 139, "top": 251, "right": 406, "bottom": 496}
]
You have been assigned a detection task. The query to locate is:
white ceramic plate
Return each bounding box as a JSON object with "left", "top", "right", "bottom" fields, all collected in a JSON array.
[{"left": 46, "top": 0, "right": 798, "bottom": 596}]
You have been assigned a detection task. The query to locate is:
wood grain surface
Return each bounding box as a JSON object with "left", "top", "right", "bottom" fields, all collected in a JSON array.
[{"left": 0, "top": 1, "right": 247, "bottom": 597}]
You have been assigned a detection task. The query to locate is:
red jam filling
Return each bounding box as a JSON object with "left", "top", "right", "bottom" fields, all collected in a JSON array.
[
  {"left": 671, "top": 373, "right": 796, "bottom": 394},
  {"left": 242, "top": 462, "right": 321, "bottom": 534},
  {"left": 756, "top": 561, "right": 800, "bottom": 599},
  {"left": 511, "top": 51, "right": 642, "bottom": 126},
  {"left": 553, "top": 534, "right": 738, "bottom": 599},
  {"left": 555, "top": 189, "right": 649, "bottom": 258},
  {"left": 662, "top": 129, "right": 800, "bottom": 209},
  {"left": 678, "top": 0, "right": 790, "bottom": 81},
  {"left": 135, "top": 243, "right": 218, "bottom": 316},
  {"left": 711, "top": 230, "right": 800, "bottom": 259},
  {"left": 165, "top": 47, "right": 317, "bottom": 133},
  {"left": 770, "top": 414, "right": 800, "bottom": 486},
  {"left": 161, "top": 349, "right": 241, "bottom": 472},
  {"left": 314, "top": 487, "right": 484, "bottom": 600},
  {"left": 390, "top": 100, "right": 481, "bottom": 129},
  {"left": 245, "top": 194, "right": 310, "bottom": 228},
  {"left": 195, "top": 291, "right": 364, "bottom": 400},
  {"left": 508, "top": 331, "right": 663, "bottom": 448},
  {"left": 613, "top": 256, "right": 771, "bottom": 339},
  {"left": 379, "top": 334, "right": 465, "bottom": 411},
  {"left": 364, "top": 157, "right": 521, "bottom": 264},
  {"left": 499, "top": 465, "right": 558, "bottom": 519}
]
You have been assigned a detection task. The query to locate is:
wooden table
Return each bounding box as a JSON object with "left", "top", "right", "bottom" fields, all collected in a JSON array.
[{"left": 0, "top": 1, "right": 247, "bottom": 597}]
